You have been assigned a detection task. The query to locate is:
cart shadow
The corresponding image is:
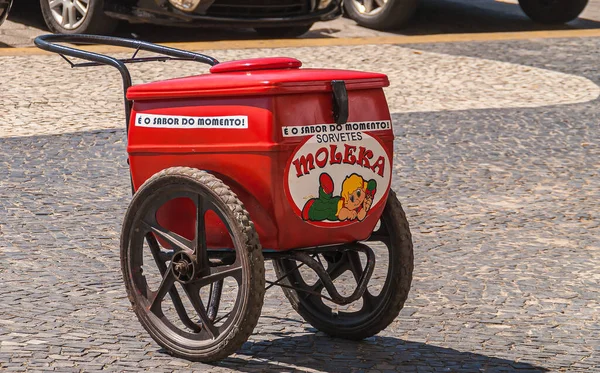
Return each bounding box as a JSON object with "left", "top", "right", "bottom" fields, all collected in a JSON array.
[{"left": 214, "top": 332, "right": 549, "bottom": 372}]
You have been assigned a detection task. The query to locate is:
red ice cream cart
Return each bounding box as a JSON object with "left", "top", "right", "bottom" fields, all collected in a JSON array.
[{"left": 35, "top": 34, "right": 414, "bottom": 362}]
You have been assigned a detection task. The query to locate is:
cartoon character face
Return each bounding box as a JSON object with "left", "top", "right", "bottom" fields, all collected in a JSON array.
[{"left": 346, "top": 187, "right": 366, "bottom": 211}]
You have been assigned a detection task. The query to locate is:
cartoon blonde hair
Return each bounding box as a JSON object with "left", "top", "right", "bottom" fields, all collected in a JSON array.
[{"left": 341, "top": 173, "right": 366, "bottom": 201}]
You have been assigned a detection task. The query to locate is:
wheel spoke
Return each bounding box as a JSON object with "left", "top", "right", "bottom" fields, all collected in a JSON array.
[
  {"left": 194, "top": 194, "right": 210, "bottom": 273},
  {"left": 374, "top": 0, "right": 385, "bottom": 7},
  {"left": 168, "top": 285, "right": 202, "bottom": 332},
  {"left": 67, "top": 5, "right": 77, "bottom": 27},
  {"left": 158, "top": 250, "right": 174, "bottom": 262},
  {"left": 61, "top": 5, "right": 68, "bottom": 26},
  {"left": 195, "top": 194, "right": 207, "bottom": 253},
  {"left": 184, "top": 285, "right": 219, "bottom": 339},
  {"left": 207, "top": 280, "right": 223, "bottom": 322},
  {"left": 310, "top": 253, "right": 351, "bottom": 294},
  {"left": 48, "top": 0, "right": 61, "bottom": 10},
  {"left": 347, "top": 251, "right": 364, "bottom": 284},
  {"left": 325, "top": 254, "right": 352, "bottom": 281},
  {"left": 146, "top": 234, "right": 169, "bottom": 271},
  {"left": 150, "top": 269, "right": 176, "bottom": 314},
  {"left": 195, "top": 262, "right": 242, "bottom": 288},
  {"left": 362, "top": 290, "right": 378, "bottom": 312},
  {"left": 363, "top": 0, "right": 374, "bottom": 13},
  {"left": 145, "top": 234, "right": 200, "bottom": 331},
  {"left": 74, "top": 0, "right": 87, "bottom": 16},
  {"left": 142, "top": 220, "right": 193, "bottom": 252}
]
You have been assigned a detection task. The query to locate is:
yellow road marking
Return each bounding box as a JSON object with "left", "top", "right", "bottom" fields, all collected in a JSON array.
[{"left": 2, "top": 28, "right": 600, "bottom": 56}]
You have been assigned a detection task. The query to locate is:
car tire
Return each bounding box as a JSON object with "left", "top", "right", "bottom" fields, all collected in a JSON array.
[
  {"left": 518, "top": 0, "right": 588, "bottom": 24},
  {"left": 254, "top": 24, "right": 313, "bottom": 38},
  {"left": 40, "top": 0, "right": 118, "bottom": 34},
  {"left": 344, "top": 0, "right": 418, "bottom": 30},
  {"left": 0, "top": 0, "right": 13, "bottom": 26}
]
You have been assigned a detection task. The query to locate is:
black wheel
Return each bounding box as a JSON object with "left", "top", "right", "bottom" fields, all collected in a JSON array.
[
  {"left": 254, "top": 24, "right": 313, "bottom": 38},
  {"left": 120, "top": 167, "right": 265, "bottom": 362},
  {"left": 344, "top": 0, "right": 418, "bottom": 30},
  {"left": 518, "top": 0, "right": 588, "bottom": 24},
  {"left": 273, "top": 190, "right": 413, "bottom": 339},
  {"left": 40, "top": 0, "right": 118, "bottom": 34}
]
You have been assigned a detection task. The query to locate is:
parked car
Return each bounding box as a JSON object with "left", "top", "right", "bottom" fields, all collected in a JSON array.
[
  {"left": 344, "top": 0, "right": 589, "bottom": 30},
  {"left": 38, "top": 0, "right": 341, "bottom": 36},
  {"left": 0, "top": 0, "right": 12, "bottom": 26}
]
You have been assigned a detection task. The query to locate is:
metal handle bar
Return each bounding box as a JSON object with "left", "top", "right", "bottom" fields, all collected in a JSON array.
[{"left": 34, "top": 34, "right": 220, "bottom": 133}]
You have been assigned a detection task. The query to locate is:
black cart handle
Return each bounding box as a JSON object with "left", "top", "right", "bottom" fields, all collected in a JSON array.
[{"left": 34, "top": 34, "right": 220, "bottom": 133}]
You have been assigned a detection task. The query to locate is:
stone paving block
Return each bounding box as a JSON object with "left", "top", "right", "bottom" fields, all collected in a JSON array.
[{"left": 0, "top": 36, "right": 599, "bottom": 373}]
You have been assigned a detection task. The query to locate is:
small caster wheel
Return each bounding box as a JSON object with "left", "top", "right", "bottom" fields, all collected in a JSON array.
[{"left": 120, "top": 167, "right": 265, "bottom": 362}]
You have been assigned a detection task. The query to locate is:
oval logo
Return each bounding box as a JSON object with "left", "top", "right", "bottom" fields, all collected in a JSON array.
[{"left": 285, "top": 132, "right": 392, "bottom": 227}]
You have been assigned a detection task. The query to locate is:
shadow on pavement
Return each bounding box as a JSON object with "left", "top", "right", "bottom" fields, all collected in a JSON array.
[
  {"left": 396, "top": 0, "right": 600, "bottom": 35},
  {"left": 5, "top": 0, "right": 600, "bottom": 46},
  {"left": 5, "top": 0, "right": 45, "bottom": 30},
  {"left": 211, "top": 332, "right": 549, "bottom": 372},
  {"left": 112, "top": 0, "right": 600, "bottom": 43}
]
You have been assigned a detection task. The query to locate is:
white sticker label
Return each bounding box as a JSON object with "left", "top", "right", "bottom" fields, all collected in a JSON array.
[
  {"left": 282, "top": 121, "right": 392, "bottom": 137},
  {"left": 135, "top": 114, "right": 248, "bottom": 129},
  {"left": 285, "top": 132, "right": 391, "bottom": 226}
]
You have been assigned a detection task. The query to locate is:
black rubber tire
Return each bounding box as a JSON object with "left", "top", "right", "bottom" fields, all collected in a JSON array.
[
  {"left": 344, "top": 0, "right": 418, "bottom": 30},
  {"left": 40, "top": 0, "right": 118, "bottom": 34},
  {"left": 254, "top": 24, "right": 313, "bottom": 38},
  {"left": 0, "top": 0, "right": 13, "bottom": 26},
  {"left": 274, "top": 190, "right": 413, "bottom": 340},
  {"left": 120, "top": 167, "right": 265, "bottom": 362},
  {"left": 518, "top": 0, "right": 588, "bottom": 24}
]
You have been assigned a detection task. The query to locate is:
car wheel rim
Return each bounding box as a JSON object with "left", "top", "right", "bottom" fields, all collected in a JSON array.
[
  {"left": 48, "top": 0, "right": 88, "bottom": 30},
  {"left": 352, "top": 0, "right": 388, "bottom": 16}
]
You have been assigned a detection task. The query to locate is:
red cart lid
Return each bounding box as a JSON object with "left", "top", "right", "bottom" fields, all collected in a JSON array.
[{"left": 126, "top": 57, "right": 389, "bottom": 100}]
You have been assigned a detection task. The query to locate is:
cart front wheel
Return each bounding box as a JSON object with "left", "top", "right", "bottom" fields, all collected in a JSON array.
[
  {"left": 273, "top": 190, "right": 413, "bottom": 339},
  {"left": 120, "top": 167, "right": 265, "bottom": 362}
]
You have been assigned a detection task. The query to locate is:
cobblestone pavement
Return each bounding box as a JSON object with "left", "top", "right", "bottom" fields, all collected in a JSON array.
[
  {"left": 0, "top": 44, "right": 598, "bottom": 138},
  {"left": 1, "top": 37, "right": 600, "bottom": 372}
]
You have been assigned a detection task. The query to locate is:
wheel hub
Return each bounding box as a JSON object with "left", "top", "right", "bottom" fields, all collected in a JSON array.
[
  {"left": 352, "top": 0, "right": 388, "bottom": 16},
  {"left": 48, "top": 0, "right": 89, "bottom": 30},
  {"left": 171, "top": 251, "right": 196, "bottom": 284}
]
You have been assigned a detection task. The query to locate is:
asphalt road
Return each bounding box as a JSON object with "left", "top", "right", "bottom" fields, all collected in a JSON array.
[{"left": 2, "top": 0, "right": 600, "bottom": 47}]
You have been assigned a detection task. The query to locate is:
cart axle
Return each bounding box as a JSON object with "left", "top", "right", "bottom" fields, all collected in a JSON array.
[{"left": 265, "top": 243, "right": 376, "bottom": 306}]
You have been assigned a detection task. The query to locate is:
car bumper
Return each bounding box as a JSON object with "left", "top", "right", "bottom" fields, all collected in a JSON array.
[{"left": 104, "top": 0, "right": 341, "bottom": 27}]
